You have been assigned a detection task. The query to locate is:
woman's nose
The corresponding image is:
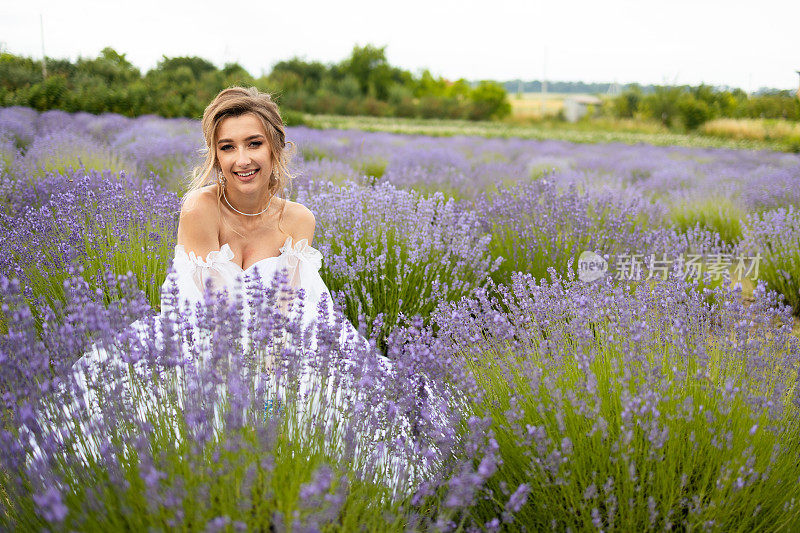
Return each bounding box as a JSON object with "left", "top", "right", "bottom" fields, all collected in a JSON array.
[{"left": 236, "top": 148, "right": 251, "bottom": 167}]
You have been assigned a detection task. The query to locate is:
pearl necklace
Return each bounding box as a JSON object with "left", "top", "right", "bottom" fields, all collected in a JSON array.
[{"left": 221, "top": 186, "right": 273, "bottom": 217}]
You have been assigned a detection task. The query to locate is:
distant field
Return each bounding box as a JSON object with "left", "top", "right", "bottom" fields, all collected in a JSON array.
[
  {"left": 304, "top": 113, "right": 792, "bottom": 152},
  {"left": 508, "top": 91, "right": 593, "bottom": 119}
]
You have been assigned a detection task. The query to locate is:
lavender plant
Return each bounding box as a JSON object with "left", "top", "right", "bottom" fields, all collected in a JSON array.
[
  {"left": 476, "top": 179, "right": 659, "bottom": 285},
  {"left": 0, "top": 106, "right": 38, "bottom": 149},
  {"left": 0, "top": 172, "right": 178, "bottom": 313},
  {"left": 296, "top": 180, "right": 501, "bottom": 347},
  {"left": 739, "top": 206, "right": 800, "bottom": 315},
  {"left": 111, "top": 117, "right": 202, "bottom": 190},
  {"left": 425, "top": 272, "right": 800, "bottom": 530},
  {"left": 0, "top": 135, "right": 15, "bottom": 175},
  {"left": 16, "top": 130, "right": 135, "bottom": 178},
  {"left": 0, "top": 269, "right": 459, "bottom": 530}
]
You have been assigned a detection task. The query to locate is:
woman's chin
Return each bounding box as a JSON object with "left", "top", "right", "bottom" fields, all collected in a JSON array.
[{"left": 225, "top": 178, "right": 271, "bottom": 198}]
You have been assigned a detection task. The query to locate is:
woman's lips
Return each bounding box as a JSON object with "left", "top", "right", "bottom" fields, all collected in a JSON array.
[{"left": 233, "top": 168, "right": 259, "bottom": 183}]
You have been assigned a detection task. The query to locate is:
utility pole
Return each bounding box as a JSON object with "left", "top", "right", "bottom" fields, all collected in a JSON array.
[{"left": 40, "top": 14, "right": 47, "bottom": 79}]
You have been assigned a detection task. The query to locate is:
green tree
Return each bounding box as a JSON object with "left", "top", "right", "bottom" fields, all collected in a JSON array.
[
  {"left": 469, "top": 81, "right": 511, "bottom": 120},
  {"left": 678, "top": 95, "right": 711, "bottom": 130},
  {"left": 613, "top": 88, "right": 642, "bottom": 118},
  {"left": 641, "top": 85, "right": 683, "bottom": 127},
  {"left": 75, "top": 47, "right": 140, "bottom": 85},
  {"left": 339, "top": 44, "right": 399, "bottom": 100}
]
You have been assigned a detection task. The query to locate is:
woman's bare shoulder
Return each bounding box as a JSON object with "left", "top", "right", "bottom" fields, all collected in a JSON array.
[
  {"left": 280, "top": 199, "right": 316, "bottom": 243},
  {"left": 177, "top": 185, "right": 220, "bottom": 250},
  {"left": 181, "top": 185, "right": 219, "bottom": 217}
]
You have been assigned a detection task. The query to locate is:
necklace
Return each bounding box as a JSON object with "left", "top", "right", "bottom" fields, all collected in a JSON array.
[{"left": 221, "top": 186, "right": 273, "bottom": 217}]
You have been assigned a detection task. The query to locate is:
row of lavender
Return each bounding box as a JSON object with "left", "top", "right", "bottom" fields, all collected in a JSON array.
[
  {"left": 1, "top": 106, "right": 798, "bottom": 318},
  {"left": 1, "top": 107, "right": 799, "bottom": 530}
]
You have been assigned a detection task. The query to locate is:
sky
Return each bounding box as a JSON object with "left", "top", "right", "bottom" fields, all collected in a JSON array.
[{"left": 2, "top": 0, "right": 799, "bottom": 92}]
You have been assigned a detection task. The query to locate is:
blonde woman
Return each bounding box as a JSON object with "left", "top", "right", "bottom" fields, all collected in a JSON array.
[
  {"left": 39, "top": 88, "right": 429, "bottom": 494},
  {"left": 175, "top": 86, "right": 320, "bottom": 308}
]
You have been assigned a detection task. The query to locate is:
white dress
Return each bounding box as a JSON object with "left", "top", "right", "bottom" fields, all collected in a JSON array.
[{"left": 27, "top": 236, "right": 440, "bottom": 495}]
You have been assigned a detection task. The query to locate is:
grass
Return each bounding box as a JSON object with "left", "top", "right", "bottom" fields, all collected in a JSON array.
[
  {"left": 701, "top": 118, "right": 800, "bottom": 146},
  {"left": 668, "top": 196, "right": 748, "bottom": 245},
  {"left": 303, "top": 114, "right": 793, "bottom": 152}
]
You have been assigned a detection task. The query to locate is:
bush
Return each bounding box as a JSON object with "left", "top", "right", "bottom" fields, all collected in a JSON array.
[
  {"left": 678, "top": 95, "right": 712, "bottom": 130},
  {"left": 297, "top": 180, "right": 499, "bottom": 348},
  {"left": 468, "top": 81, "right": 511, "bottom": 120}
]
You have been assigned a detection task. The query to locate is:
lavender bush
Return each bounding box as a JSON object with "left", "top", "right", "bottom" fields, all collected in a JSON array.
[
  {"left": 475, "top": 179, "right": 660, "bottom": 284},
  {"left": 297, "top": 180, "right": 501, "bottom": 347},
  {"left": 110, "top": 117, "right": 202, "bottom": 191},
  {"left": 0, "top": 106, "right": 38, "bottom": 149},
  {"left": 0, "top": 269, "right": 461, "bottom": 530},
  {"left": 740, "top": 206, "right": 800, "bottom": 315},
  {"left": 422, "top": 272, "right": 800, "bottom": 530},
  {"left": 15, "top": 130, "right": 135, "bottom": 179},
  {"left": 0, "top": 171, "right": 178, "bottom": 313}
]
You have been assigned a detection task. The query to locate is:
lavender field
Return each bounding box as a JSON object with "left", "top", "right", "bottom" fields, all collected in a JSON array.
[{"left": 1, "top": 106, "right": 799, "bottom": 531}]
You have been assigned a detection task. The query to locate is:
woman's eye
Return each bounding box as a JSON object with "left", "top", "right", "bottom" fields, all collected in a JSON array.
[
  {"left": 250, "top": 141, "right": 262, "bottom": 148},
  {"left": 220, "top": 145, "right": 232, "bottom": 151}
]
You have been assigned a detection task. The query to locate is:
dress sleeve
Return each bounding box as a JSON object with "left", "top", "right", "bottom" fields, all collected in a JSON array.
[
  {"left": 160, "top": 244, "right": 241, "bottom": 312},
  {"left": 277, "top": 237, "right": 331, "bottom": 323}
]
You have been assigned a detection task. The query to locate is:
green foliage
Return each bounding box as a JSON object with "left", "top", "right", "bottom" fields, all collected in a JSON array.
[
  {"left": 610, "top": 83, "right": 800, "bottom": 127},
  {"left": 280, "top": 108, "right": 307, "bottom": 127},
  {"left": 678, "top": 95, "right": 712, "bottom": 130},
  {"left": 0, "top": 47, "right": 514, "bottom": 122},
  {"left": 613, "top": 88, "right": 642, "bottom": 118},
  {"left": 469, "top": 81, "right": 511, "bottom": 120},
  {"left": 641, "top": 86, "right": 684, "bottom": 128}
]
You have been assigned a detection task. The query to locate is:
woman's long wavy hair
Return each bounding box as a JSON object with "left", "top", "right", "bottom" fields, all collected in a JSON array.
[{"left": 188, "top": 87, "right": 295, "bottom": 219}]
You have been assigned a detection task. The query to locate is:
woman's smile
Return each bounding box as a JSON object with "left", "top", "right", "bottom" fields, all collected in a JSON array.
[{"left": 232, "top": 168, "right": 259, "bottom": 182}]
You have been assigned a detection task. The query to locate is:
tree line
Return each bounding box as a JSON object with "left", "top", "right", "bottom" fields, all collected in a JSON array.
[
  {"left": 0, "top": 45, "right": 511, "bottom": 122},
  {"left": 605, "top": 84, "right": 800, "bottom": 129}
]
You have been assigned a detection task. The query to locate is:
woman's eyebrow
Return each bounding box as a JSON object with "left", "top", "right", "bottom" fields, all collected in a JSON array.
[{"left": 217, "top": 134, "right": 265, "bottom": 144}]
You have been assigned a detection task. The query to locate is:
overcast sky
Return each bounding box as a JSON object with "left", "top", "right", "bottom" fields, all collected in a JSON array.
[{"left": 2, "top": 0, "right": 798, "bottom": 91}]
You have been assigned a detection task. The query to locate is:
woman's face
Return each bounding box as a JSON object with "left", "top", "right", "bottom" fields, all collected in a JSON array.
[{"left": 215, "top": 113, "right": 273, "bottom": 194}]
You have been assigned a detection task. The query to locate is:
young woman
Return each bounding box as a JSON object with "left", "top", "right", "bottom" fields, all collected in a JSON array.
[
  {"left": 172, "top": 86, "right": 332, "bottom": 327},
  {"left": 28, "top": 89, "right": 442, "bottom": 494}
]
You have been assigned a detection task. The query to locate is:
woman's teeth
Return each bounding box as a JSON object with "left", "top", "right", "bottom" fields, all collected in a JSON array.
[{"left": 234, "top": 170, "right": 257, "bottom": 177}]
